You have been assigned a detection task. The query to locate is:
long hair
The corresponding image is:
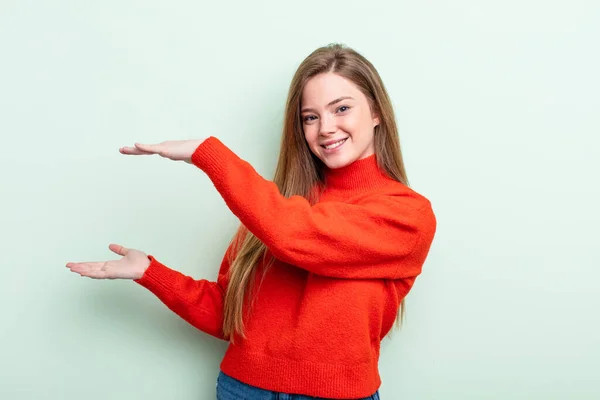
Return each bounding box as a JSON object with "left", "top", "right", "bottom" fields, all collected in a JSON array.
[{"left": 222, "top": 43, "right": 410, "bottom": 343}]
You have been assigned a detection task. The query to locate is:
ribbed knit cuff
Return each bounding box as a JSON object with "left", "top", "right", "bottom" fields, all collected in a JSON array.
[
  {"left": 133, "top": 255, "right": 176, "bottom": 293},
  {"left": 190, "top": 136, "right": 232, "bottom": 178}
]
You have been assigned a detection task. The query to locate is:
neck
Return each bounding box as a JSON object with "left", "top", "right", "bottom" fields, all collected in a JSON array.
[{"left": 322, "top": 154, "right": 391, "bottom": 192}]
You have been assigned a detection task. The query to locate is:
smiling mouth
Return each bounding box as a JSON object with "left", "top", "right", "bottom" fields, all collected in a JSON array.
[{"left": 321, "top": 138, "right": 348, "bottom": 149}]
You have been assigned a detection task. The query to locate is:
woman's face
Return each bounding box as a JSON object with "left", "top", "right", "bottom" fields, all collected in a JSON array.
[{"left": 301, "top": 72, "right": 379, "bottom": 169}]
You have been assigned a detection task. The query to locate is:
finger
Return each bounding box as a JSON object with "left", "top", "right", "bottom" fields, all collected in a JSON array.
[
  {"left": 77, "top": 268, "right": 112, "bottom": 279},
  {"left": 66, "top": 261, "right": 113, "bottom": 279},
  {"left": 134, "top": 143, "right": 160, "bottom": 153},
  {"left": 108, "top": 243, "right": 128, "bottom": 256},
  {"left": 119, "top": 146, "right": 153, "bottom": 155},
  {"left": 66, "top": 261, "right": 107, "bottom": 270}
]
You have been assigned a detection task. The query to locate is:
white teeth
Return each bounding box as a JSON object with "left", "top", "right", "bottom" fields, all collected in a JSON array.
[{"left": 324, "top": 138, "right": 347, "bottom": 149}]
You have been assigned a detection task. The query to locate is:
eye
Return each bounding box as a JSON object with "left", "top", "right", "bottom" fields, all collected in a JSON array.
[
  {"left": 337, "top": 105, "right": 350, "bottom": 113},
  {"left": 303, "top": 115, "right": 317, "bottom": 123}
]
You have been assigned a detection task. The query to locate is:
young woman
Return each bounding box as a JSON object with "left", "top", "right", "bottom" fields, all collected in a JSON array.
[{"left": 66, "top": 43, "right": 437, "bottom": 400}]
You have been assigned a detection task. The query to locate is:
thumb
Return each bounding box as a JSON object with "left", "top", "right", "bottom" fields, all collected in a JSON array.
[{"left": 109, "top": 243, "right": 129, "bottom": 256}]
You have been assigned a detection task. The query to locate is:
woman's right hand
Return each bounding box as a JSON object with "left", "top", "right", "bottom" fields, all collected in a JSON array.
[{"left": 66, "top": 244, "right": 151, "bottom": 280}]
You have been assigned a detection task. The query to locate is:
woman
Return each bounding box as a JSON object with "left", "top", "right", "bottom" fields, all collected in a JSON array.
[{"left": 66, "top": 43, "right": 437, "bottom": 400}]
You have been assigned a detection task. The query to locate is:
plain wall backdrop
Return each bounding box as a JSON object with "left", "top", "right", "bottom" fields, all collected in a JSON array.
[{"left": 1, "top": 1, "right": 598, "bottom": 399}]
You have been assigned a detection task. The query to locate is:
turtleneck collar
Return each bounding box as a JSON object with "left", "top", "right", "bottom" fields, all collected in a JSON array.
[{"left": 322, "top": 153, "right": 392, "bottom": 192}]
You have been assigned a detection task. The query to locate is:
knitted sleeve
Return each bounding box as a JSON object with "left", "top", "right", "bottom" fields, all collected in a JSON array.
[
  {"left": 132, "top": 239, "right": 238, "bottom": 341},
  {"left": 191, "top": 137, "right": 436, "bottom": 280}
]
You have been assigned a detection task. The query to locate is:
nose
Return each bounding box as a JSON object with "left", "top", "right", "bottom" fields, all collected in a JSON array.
[{"left": 319, "top": 114, "right": 337, "bottom": 135}]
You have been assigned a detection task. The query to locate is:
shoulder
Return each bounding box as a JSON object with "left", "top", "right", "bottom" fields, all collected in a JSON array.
[
  {"left": 371, "top": 182, "right": 437, "bottom": 236},
  {"left": 361, "top": 180, "right": 433, "bottom": 212}
]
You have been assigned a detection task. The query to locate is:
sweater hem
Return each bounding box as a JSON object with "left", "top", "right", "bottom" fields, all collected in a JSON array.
[{"left": 219, "top": 346, "right": 380, "bottom": 399}]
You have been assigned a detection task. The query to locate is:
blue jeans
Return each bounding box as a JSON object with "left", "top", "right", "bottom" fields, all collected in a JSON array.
[{"left": 216, "top": 370, "right": 380, "bottom": 400}]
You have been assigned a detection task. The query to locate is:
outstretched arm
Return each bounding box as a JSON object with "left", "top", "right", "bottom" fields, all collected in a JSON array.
[{"left": 191, "top": 137, "right": 437, "bottom": 280}]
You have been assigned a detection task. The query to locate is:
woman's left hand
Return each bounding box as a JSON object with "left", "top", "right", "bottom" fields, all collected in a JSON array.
[{"left": 119, "top": 138, "right": 207, "bottom": 164}]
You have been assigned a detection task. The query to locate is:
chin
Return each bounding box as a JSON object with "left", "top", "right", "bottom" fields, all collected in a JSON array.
[
  {"left": 318, "top": 152, "right": 356, "bottom": 169},
  {"left": 323, "top": 160, "right": 349, "bottom": 169}
]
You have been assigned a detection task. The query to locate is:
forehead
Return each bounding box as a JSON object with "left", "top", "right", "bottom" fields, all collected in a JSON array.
[{"left": 301, "top": 73, "right": 362, "bottom": 105}]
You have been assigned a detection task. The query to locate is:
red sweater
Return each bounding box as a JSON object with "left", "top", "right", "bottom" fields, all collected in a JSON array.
[{"left": 134, "top": 137, "right": 436, "bottom": 398}]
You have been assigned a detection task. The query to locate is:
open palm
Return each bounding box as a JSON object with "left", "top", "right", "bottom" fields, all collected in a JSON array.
[
  {"left": 119, "top": 139, "right": 206, "bottom": 164},
  {"left": 66, "top": 244, "right": 150, "bottom": 280}
]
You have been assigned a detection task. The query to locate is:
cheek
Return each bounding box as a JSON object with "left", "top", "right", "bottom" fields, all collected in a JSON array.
[
  {"left": 339, "top": 114, "right": 364, "bottom": 136},
  {"left": 303, "top": 125, "right": 319, "bottom": 143}
]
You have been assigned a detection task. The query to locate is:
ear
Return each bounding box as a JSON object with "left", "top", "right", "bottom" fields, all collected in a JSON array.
[{"left": 373, "top": 115, "right": 380, "bottom": 128}]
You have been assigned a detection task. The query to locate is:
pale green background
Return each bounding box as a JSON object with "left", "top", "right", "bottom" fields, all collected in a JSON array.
[{"left": 1, "top": 0, "right": 598, "bottom": 399}]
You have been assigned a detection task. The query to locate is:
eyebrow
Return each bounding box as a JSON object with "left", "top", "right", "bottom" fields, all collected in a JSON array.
[{"left": 301, "top": 96, "right": 355, "bottom": 113}]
